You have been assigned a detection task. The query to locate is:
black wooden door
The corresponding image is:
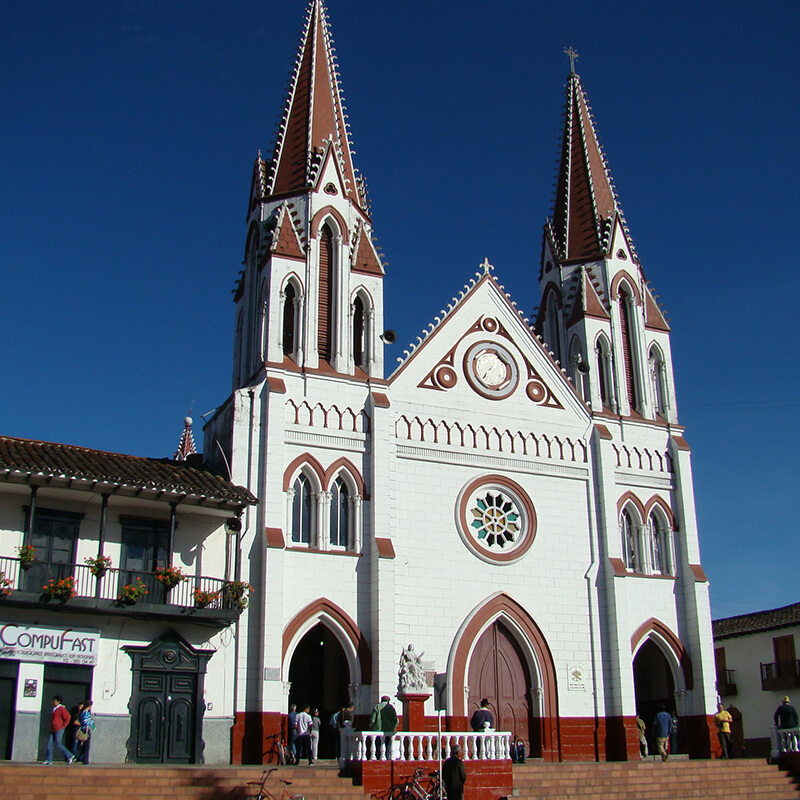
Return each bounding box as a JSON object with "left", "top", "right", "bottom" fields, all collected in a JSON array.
[
  {"left": 0, "top": 661, "right": 17, "bottom": 760},
  {"left": 134, "top": 670, "right": 197, "bottom": 763}
]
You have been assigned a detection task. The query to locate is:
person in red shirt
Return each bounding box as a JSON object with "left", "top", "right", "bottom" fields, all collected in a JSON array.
[{"left": 44, "top": 695, "right": 75, "bottom": 765}]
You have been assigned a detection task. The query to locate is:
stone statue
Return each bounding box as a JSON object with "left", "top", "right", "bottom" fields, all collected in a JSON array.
[{"left": 398, "top": 643, "right": 427, "bottom": 693}]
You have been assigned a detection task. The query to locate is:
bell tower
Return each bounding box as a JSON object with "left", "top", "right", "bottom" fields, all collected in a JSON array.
[
  {"left": 538, "top": 53, "right": 677, "bottom": 423},
  {"left": 231, "top": 0, "right": 385, "bottom": 389}
]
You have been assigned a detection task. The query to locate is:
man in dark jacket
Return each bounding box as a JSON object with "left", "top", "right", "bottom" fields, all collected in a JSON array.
[
  {"left": 775, "top": 696, "right": 799, "bottom": 730},
  {"left": 470, "top": 698, "right": 494, "bottom": 731},
  {"left": 443, "top": 744, "right": 467, "bottom": 800},
  {"left": 369, "top": 695, "right": 398, "bottom": 759}
]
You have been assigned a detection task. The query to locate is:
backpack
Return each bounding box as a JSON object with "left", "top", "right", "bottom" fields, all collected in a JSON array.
[{"left": 329, "top": 711, "right": 339, "bottom": 730}]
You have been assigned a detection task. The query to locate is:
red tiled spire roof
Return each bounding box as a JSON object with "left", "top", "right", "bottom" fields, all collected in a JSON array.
[
  {"left": 550, "top": 70, "right": 631, "bottom": 264},
  {"left": 268, "top": 0, "right": 364, "bottom": 211}
]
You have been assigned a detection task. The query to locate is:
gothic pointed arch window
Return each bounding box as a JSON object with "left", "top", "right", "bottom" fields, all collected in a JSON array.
[
  {"left": 352, "top": 290, "right": 372, "bottom": 371},
  {"left": 543, "top": 289, "right": 562, "bottom": 364},
  {"left": 329, "top": 476, "right": 349, "bottom": 548},
  {"left": 618, "top": 286, "right": 639, "bottom": 411},
  {"left": 290, "top": 473, "right": 314, "bottom": 545},
  {"left": 620, "top": 506, "right": 642, "bottom": 572},
  {"left": 648, "top": 344, "right": 668, "bottom": 417},
  {"left": 282, "top": 280, "right": 297, "bottom": 357},
  {"left": 595, "top": 334, "right": 614, "bottom": 410},
  {"left": 649, "top": 508, "right": 673, "bottom": 576},
  {"left": 569, "top": 336, "right": 587, "bottom": 401},
  {"left": 318, "top": 223, "right": 335, "bottom": 362}
]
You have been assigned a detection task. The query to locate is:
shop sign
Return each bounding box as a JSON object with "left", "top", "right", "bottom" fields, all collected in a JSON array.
[{"left": 0, "top": 623, "right": 100, "bottom": 666}]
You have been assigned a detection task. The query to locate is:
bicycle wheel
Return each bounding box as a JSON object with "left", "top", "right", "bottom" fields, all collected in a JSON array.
[{"left": 289, "top": 795, "right": 307, "bottom": 800}]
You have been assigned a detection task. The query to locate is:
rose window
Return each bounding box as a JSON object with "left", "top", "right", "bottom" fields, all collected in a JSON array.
[
  {"left": 456, "top": 476, "right": 537, "bottom": 564},
  {"left": 470, "top": 491, "right": 520, "bottom": 548}
]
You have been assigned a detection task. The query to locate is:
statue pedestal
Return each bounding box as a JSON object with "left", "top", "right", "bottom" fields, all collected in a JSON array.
[{"left": 398, "top": 692, "right": 430, "bottom": 731}]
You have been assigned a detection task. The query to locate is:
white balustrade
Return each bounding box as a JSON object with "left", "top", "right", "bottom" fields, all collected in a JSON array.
[
  {"left": 352, "top": 731, "right": 511, "bottom": 762},
  {"left": 773, "top": 727, "right": 800, "bottom": 755}
]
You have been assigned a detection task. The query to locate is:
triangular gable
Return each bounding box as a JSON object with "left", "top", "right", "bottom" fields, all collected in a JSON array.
[
  {"left": 351, "top": 224, "right": 384, "bottom": 276},
  {"left": 272, "top": 205, "right": 305, "bottom": 260},
  {"left": 390, "top": 267, "right": 589, "bottom": 420},
  {"left": 644, "top": 283, "right": 670, "bottom": 331}
]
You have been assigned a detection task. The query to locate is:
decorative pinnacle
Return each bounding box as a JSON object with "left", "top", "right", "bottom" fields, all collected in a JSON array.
[
  {"left": 565, "top": 46, "right": 579, "bottom": 75},
  {"left": 481, "top": 257, "right": 494, "bottom": 274}
]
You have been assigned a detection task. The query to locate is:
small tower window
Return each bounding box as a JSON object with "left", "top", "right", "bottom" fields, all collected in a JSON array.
[
  {"left": 618, "top": 288, "right": 638, "bottom": 410},
  {"left": 595, "top": 334, "right": 614, "bottom": 410},
  {"left": 353, "top": 295, "right": 365, "bottom": 370},
  {"left": 621, "top": 508, "right": 639, "bottom": 572},
  {"left": 318, "top": 224, "right": 335, "bottom": 362},
  {"left": 282, "top": 282, "right": 296, "bottom": 356},
  {"left": 648, "top": 345, "right": 668, "bottom": 417}
]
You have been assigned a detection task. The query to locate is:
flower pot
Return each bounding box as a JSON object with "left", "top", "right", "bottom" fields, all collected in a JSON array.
[{"left": 20, "top": 561, "right": 34, "bottom": 571}]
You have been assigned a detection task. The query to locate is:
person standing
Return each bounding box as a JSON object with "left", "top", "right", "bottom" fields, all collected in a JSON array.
[
  {"left": 652, "top": 703, "right": 673, "bottom": 762},
  {"left": 369, "top": 695, "right": 397, "bottom": 760},
  {"left": 714, "top": 703, "right": 733, "bottom": 759},
  {"left": 74, "top": 699, "right": 94, "bottom": 765},
  {"left": 295, "top": 704, "right": 313, "bottom": 765},
  {"left": 775, "top": 696, "right": 799, "bottom": 730},
  {"left": 44, "top": 695, "right": 75, "bottom": 765},
  {"left": 338, "top": 703, "right": 356, "bottom": 766},
  {"left": 636, "top": 715, "right": 648, "bottom": 758},
  {"left": 442, "top": 744, "right": 467, "bottom": 800},
  {"left": 287, "top": 704, "right": 298, "bottom": 764},
  {"left": 470, "top": 698, "right": 494, "bottom": 731},
  {"left": 309, "top": 708, "right": 321, "bottom": 765}
]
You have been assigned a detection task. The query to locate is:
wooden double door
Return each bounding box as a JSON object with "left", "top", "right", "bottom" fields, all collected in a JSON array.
[{"left": 467, "top": 621, "right": 535, "bottom": 754}]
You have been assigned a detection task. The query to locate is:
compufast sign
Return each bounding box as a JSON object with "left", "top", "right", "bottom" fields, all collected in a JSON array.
[{"left": 0, "top": 623, "right": 100, "bottom": 665}]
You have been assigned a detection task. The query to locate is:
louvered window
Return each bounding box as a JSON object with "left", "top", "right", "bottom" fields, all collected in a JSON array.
[
  {"left": 318, "top": 225, "right": 334, "bottom": 362},
  {"left": 619, "top": 290, "right": 637, "bottom": 410}
]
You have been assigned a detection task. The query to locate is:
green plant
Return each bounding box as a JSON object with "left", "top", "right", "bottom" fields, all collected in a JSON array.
[
  {"left": 0, "top": 572, "right": 12, "bottom": 598},
  {"left": 222, "top": 580, "right": 253, "bottom": 610},
  {"left": 85, "top": 554, "right": 112, "bottom": 577},
  {"left": 154, "top": 565, "right": 186, "bottom": 590},
  {"left": 118, "top": 578, "right": 148, "bottom": 605},
  {"left": 42, "top": 576, "right": 76, "bottom": 602},
  {"left": 193, "top": 588, "right": 220, "bottom": 608},
  {"left": 17, "top": 544, "right": 36, "bottom": 565}
]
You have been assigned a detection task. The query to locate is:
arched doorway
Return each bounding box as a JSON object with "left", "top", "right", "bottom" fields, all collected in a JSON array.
[
  {"left": 288, "top": 623, "right": 350, "bottom": 759},
  {"left": 468, "top": 620, "right": 534, "bottom": 754},
  {"left": 633, "top": 640, "right": 676, "bottom": 754}
]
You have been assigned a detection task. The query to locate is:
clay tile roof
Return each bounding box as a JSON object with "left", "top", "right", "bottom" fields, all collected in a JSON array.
[
  {"left": 0, "top": 436, "right": 256, "bottom": 509},
  {"left": 713, "top": 603, "right": 800, "bottom": 639}
]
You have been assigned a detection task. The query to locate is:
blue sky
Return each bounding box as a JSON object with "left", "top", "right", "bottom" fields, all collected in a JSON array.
[{"left": 2, "top": 1, "right": 799, "bottom": 619}]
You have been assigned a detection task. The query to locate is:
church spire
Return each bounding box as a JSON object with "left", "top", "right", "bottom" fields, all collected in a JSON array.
[
  {"left": 267, "top": 0, "right": 365, "bottom": 212},
  {"left": 549, "top": 66, "right": 632, "bottom": 264},
  {"left": 173, "top": 416, "right": 197, "bottom": 462}
]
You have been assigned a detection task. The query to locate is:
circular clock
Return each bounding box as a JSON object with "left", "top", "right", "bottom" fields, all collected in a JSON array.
[{"left": 463, "top": 341, "right": 519, "bottom": 399}]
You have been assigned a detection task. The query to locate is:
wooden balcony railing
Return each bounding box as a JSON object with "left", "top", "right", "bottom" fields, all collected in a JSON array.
[
  {"left": 761, "top": 660, "right": 800, "bottom": 691},
  {"left": 718, "top": 669, "right": 737, "bottom": 697},
  {"left": 0, "top": 555, "right": 245, "bottom": 618}
]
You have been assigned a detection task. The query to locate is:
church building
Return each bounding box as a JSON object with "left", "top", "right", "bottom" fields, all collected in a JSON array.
[{"left": 204, "top": 0, "right": 718, "bottom": 763}]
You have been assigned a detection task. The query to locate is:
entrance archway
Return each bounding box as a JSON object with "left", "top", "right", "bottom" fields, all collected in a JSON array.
[
  {"left": 468, "top": 620, "right": 534, "bottom": 753},
  {"left": 633, "top": 639, "right": 675, "bottom": 752},
  {"left": 288, "top": 623, "right": 349, "bottom": 759}
]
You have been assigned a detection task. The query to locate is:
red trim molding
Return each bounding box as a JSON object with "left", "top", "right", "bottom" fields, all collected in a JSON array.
[
  {"left": 451, "top": 593, "right": 560, "bottom": 761},
  {"left": 283, "top": 597, "right": 372, "bottom": 685},
  {"left": 631, "top": 617, "right": 693, "bottom": 690}
]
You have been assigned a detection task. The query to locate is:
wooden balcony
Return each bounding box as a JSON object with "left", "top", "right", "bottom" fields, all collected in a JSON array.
[
  {"left": 761, "top": 660, "right": 800, "bottom": 691},
  {"left": 0, "top": 555, "right": 245, "bottom": 626}
]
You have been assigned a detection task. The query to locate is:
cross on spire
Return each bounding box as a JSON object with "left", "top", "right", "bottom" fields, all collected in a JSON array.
[{"left": 564, "top": 46, "right": 579, "bottom": 75}]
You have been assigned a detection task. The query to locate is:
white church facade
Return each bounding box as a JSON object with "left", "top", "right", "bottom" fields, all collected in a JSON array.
[{"left": 203, "top": 0, "right": 718, "bottom": 763}]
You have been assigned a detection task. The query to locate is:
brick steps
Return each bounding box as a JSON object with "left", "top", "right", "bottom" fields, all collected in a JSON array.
[
  {"left": 0, "top": 763, "right": 365, "bottom": 800},
  {"left": 511, "top": 759, "right": 800, "bottom": 800}
]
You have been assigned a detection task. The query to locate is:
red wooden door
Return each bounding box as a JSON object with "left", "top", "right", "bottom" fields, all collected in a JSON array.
[{"left": 468, "top": 621, "right": 534, "bottom": 753}]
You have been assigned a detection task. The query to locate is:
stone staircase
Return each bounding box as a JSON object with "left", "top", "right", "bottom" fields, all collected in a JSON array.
[
  {"left": 1, "top": 758, "right": 799, "bottom": 800},
  {"left": 0, "top": 762, "right": 365, "bottom": 800},
  {"left": 511, "top": 759, "right": 800, "bottom": 800}
]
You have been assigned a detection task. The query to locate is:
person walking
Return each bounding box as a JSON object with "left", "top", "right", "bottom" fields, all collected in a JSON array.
[
  {"left": 636, "top": 714, "right": 648, "bottom": 758},
  {"left": 652, "top": 703, "right": 673, "bottom": 762},
  {"left": 287, "top": 704, "right": 298, "bottom": 764},
  {"left": 73, "top": 699, "right": 95, "bottom": 764},
  {"left": 442, "top": 744, "right": 467, "bottom": 800},
  {"left": 714, "top": 703, "right": 733, "bottom": 759},
  {"left": 295, "top": 704, "right": 313, "bottom": 765},
  {"left": 44, "top": 695, "right": 75, "bottom": 765}
]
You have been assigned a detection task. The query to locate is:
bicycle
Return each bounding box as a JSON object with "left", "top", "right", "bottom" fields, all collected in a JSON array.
[
  {"left": 394, "top": 768, "right": 446, "bottom": 800},
  {"left": 244, "top": 768, "right": 307, "bottom": 800}
]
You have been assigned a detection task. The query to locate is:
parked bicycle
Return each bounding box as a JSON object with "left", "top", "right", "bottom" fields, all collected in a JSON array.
[
  {"left": 391, "top": 768, "right": 446, "bottom": 800},
  {"left": 244, "top": 768, "right": 307, "bottom": 800}
]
